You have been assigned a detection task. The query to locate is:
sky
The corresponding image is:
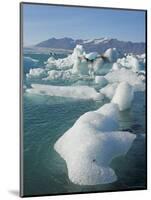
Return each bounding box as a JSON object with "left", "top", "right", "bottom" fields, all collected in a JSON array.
[{"left": 23, "top": 3, "right": 146, "bottom": 46}]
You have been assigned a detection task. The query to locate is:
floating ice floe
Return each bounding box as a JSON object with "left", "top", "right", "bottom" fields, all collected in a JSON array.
[
  {"left": 103, "top": 48, "right": 122, "bottom": 62},
  {"left": 42, "top": 70, "right": 72, "bottom": 81},
  {"left": 117, "top": 54, "right": 145, "bottom": 72},
  {"left": 45, "top": 45, "right": 85, "bottom": 70},
  {"left": 42, "top": 70, "right": 62, "bottom": 80},
  {"left": 111, "top": 62, "right": 122, "bottom": 71},
  {"left": 26, "top": 68, "right": 47, "bottom": 79},
  {"left": 95, "top": 76, "right": 108, "bottom": 88},
  {"left": 72, "top": 57, "right": 89, "bottom": 75},
  {"left": 100, "top": 83, "right": 118, "bottom": 100},
  {"left": 54, "top": 102, "right": 136, "bottom": 185},
  {"left": 26, "top": 84, "right": 104, "bottom": 100},
  {"left": 105, "top": 68, "right": 145, "bottom": 91},
  {"left": 24, "top": 56, "right": 39, "bottom": 63},
  {"left": 112, "top": 82, "right": 134, "bottom": 111},
  {"left": 84, "top": 52, "right": 99, "bottom": 61}
]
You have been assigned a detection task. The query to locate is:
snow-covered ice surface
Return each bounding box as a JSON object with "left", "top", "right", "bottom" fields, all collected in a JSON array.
[
  {"left": 24, "top": 44, "right": 146, "bottom": 188},
  {"left": 26, "top": 84, "right": 104, "bottom": 100}
]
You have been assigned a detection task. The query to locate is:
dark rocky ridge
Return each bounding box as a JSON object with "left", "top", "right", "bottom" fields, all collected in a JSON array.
[{"left": 36, "top": 37, "right": 145, "bottom": 54}]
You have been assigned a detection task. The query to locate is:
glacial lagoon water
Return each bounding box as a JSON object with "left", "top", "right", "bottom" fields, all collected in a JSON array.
[{"left": 23, "top": 53, "right": 146, "bottom": 196}]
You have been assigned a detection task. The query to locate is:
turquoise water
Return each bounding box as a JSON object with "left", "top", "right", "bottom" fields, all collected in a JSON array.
[{"left": 23, "top": 53, "right": 146, "bottom": 196}]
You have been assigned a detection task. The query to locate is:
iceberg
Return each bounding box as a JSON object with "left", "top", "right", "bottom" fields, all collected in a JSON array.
[
  {"left": 43, "top": 70, "right": 62, "bottom": 80},
  {"left": 54, "top": 103, "right": 136, "bottom": 185},
  {"left": 26, "top": 84, "right": 104, "bottom": 100},
  {"left": 112, "top": 82, "right": 134, "bottom": 111},
  {"left": 100, "top": 83, "right": 118, "bottom": 100},
  {"left": 72, "top": 57, "right": 89, "bottom": 75},
  {"left": 105, "top": 68, "right": 145, "bottom": 91},
  {"left": 26, "top": 68, "right": 47, "bottom": 79},
  {"left": 84, "top": 52, "right": 99, "bottom": 61},
  {"left": 103, "top": 48, "right": 121, "bottom": 62},
  {"left": 111, "top": 62, "right": 122, "bottom": 71},
  {"left": 25, "top": 44, "right": 145, "bottom": 93},
  {"left": 93, "top": 58, "right": 104, "bottom": 74},
  {"left": 95, "top": 76, "right": 108, "bottom": 87},
  {"left": 42, "top": 70, "right": 72, "bottom": 81},
  {"left": 117, "top": 54, "right": 145, "bottom": 72}
]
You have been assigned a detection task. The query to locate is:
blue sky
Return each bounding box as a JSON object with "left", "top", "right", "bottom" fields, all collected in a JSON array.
[{"left": 23, "top": 3, "right": 146, "bottom": 46}]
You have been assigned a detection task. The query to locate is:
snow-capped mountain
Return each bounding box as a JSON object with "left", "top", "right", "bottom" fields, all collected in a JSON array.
[{"left": 35, "top": 37, "right": 145, "bottom": 54}]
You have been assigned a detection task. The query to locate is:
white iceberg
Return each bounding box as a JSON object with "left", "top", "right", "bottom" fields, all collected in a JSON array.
[
  {"left": 95, "top": 76, "right": 108, "bottom": 87},
  {"left": 93, "top": 58, "right": 105, "bottom": 75},
  {"left": 26, "top": 68, "right": 47, "bottom": 79},
  {"left": 111, "top": 62, "right": 122, "bottom": 71},
  {"left": 54, "top": 103, "right": 136, "bottom": 185},
  {"left": 112, "top": 82, "right": 134, "bottom": 111},
  {"left": 42, "top": 70, "right": 72, "bottom": 81},
  {"left": 43, "top": 70, "right": 62, "bottom": 80},
  {"left": 84, "top": 52, "right": 99, "bottom": 61},
  {"left": 26, "top": 84, "right": 104, "bottom": 100},
  {"left": 117, "top": 54, "right": 145, "bottom": 72},
  {"left": 105, "top": 68, "right": 145, "bottom": 91},
  {"left": 103, "top": 48, "right": 121, "bottom": 62},
  {"left": 72, "top": 57, "right": 89, "bottom": 75},
  {"left": 100, "top": 83, "right": 118, "bottom": 100}
]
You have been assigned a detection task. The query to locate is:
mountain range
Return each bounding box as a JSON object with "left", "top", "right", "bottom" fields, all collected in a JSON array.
[{"left": 35, "top": 37, "right": 145, "bottom": 54}]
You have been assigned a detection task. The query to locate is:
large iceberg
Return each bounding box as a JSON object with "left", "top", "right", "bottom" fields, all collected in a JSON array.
[
  {"left": 54, "top": 80, "right": 137, "bottom": 185},
  {"left": 54, "top": 103, "right": 136, "bottom": 185}
]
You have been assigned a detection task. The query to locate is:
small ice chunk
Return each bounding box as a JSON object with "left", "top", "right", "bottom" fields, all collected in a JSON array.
[
  {"left": 111, "top": 62, "right": 122, "bottom": 71},
  {"left": 84, "top": 52, "right": 98, "bottom": 60},
  {"left": 100, "top": 83, "right": 118, "bottom": 99},
  {"left": 72, "top": 57, "right": 89, "bottom": 75},
  {"left": 112, "top": 82, "right": 134, "bottom": 111},
  {"left": 103, "top": 48, "right": 120, "bottom": 62},
  {"left": 105, "top": 68, "right": 145, "bottom": 91},
  {"left": 95, "top": 76, "right": 108, "bottom": 88},
  {"left": 26, "top": 68, "right": 47, "bottom": 79},
  {"left": 43, "top": 70, "right": 62, "bottom": 80},
  {"left": 117, "top": 54, "right": 143, "bottom": 72},
  {"left": 93, "top": 58, "right": 104, "bottom": 74},
  {"left": 96, "top": 103, "right": 119, "bottom": 120}
]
